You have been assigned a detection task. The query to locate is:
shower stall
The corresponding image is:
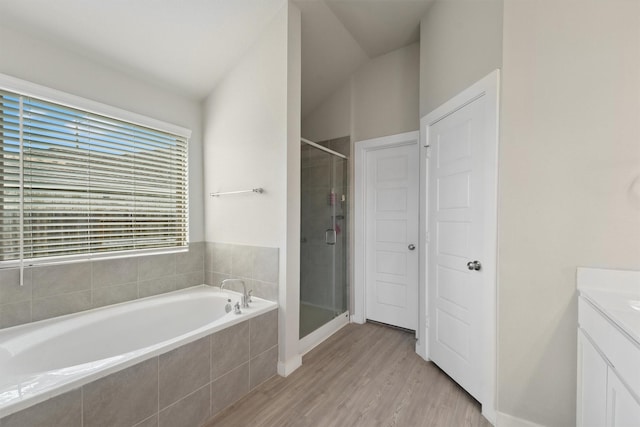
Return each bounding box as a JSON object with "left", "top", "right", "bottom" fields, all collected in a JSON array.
[{"left": 299, "top": 138, "right": 349, "bottom": 342}]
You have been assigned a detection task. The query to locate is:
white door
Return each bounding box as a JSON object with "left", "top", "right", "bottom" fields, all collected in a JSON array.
[
  {"left": 427, "top": 95, "right": 488, "bottom": 401},
  {"left": 365, "top": 141, "right": 419, "bottom": 330}
]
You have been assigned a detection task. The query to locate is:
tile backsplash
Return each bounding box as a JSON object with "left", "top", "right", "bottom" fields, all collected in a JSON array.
[
  {"left": 0, "top": 242, "right": 205, "bottom": 329},
  {"left": 205, "top": 242, "right": 279, "bottom": 302},
  {"left": 0, "top": 241, "right": 281, "bottom": 330}
]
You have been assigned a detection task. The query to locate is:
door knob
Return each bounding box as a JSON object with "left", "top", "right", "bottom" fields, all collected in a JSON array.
[
  {"left": 467, "top": 260, "right": 481, "bottom": 271},
  {"left": 408, "top": 244, "right": 415, "bottom": 250}
]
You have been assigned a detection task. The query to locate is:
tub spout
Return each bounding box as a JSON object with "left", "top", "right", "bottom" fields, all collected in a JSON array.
[{"left": 220, "top": 279, "right": 251, "bottom": 308}]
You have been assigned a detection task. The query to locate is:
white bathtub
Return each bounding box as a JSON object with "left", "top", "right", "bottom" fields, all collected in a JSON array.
[{"left": 0, "top": 285, "right": 278, "bottom": 418}]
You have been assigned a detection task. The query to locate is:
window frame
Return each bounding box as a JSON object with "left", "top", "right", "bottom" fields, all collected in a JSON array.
[{"left": 0, "top": 73, "right": 191, "bottom": 267}]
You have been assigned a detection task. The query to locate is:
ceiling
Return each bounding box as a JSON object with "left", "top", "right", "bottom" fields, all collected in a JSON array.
[{"left": 0, "top": 0, "right": 433, "bottom": 117}]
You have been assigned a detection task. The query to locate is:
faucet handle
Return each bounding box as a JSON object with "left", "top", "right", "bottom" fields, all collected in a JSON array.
[
  {"left": 247, "top": 289, "right": 253, "bottom": 303},
  {"left": 234, "top": 301, "right": 242, "bottom": 314}
]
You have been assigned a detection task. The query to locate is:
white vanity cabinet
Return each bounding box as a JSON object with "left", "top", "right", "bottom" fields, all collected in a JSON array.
[
  {"left": 577, "top": 329, "right": 607, "bottom": 426},
  {"left": 577, "top": 268, "right": 640, "bottom": 427},
  {"left": 607, "top": 365, "right": 640, "bottom": 426}
]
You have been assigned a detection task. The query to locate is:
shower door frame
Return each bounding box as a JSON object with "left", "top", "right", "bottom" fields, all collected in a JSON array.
[{"left": 298, "top": 138, "right": 349, "bottom": 355}]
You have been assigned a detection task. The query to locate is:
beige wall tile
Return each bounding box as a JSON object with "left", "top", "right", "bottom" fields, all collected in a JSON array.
[
  {"left": 176, "top": 242, "right": 204, "bottom": 274},
  {"left": 92, "top": 258, "right": 138, "bottom": 288},
  {"left": 210, "top": 242, "right": 232, "bottom": 274},
  {"left": 175, "top": 271, "right": 204, "bottom": 290},
  {"left": 0, "top": 268, "right": 32, "bottom": 304},
  {"left": 138, "top": 253, "right": 176, "bottom": 281},
  {"left": 159, "top": 385, "right": 210, "bottom": 427},
  {"left": 92, "top": 282, "right": 138, "bottom": 308},
  {"left": 0, "top": 389, "right": 81, "bottom": 427},
  {"left": 211, "top": 320, "right": 250, "bottom": 380},
  {"left": 253, "top": 246, "right": 279, "bottom": 283},
  {"left": 138, "top": 276, "right": 176, "bottom": 299},
  {"left": 210, "top": 362, "right": 249, "bottom": 418},
  {"left": 250, "top": 309, "right": 278, "bottom": 357},
  {"left": 32, "top": 263, "right": 91, "bottom": 299},
  {"left": 231, "top": 245, "right": 254, "bottom": 278},
  {"left": 250, "top": 346, "right": 278, "bottom": 389},
  {"left": 159, "top": 336, "right": 210, "bottom": 409},
  {"left": 133, "top": 414, "right": 158, "bottom": 427},
  {"left": 0, "top": 300, "right": 31, "bottom": 329},
  {"left": 83, "top": 358, "right": 158, "bottom": 427},
  {"left": 32, "top": 291, "right": 92, "bottom": 322}
]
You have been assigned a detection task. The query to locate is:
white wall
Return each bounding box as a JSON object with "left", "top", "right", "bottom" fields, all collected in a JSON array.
[
  {"left": 419, "top": 0, "right": 503, "bottom": 116},
  {"left": 499, "top": 1, "right": 640, "bottom": 425},
  {"left": 352, "top": 43, "right": 420, "bottom": 143},
  {"left": 303, "top": 42, "right": 420, "bottom": 144},
  {"left": 0, "top": 25, "right": 204, "bottom": 242},
  {"left": 301, "top": 79, "right": 351, "bottom": 142},
  {"left": 203, "top": 7, "right": 288, "bottom": 247},
  {"left": 202, "top": 2, "right": 302, "bottom": 374}
]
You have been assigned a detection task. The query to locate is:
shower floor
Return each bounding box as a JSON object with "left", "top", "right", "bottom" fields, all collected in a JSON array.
[{"left": 299, "top": 302, "right": 336, "bottom": 338}]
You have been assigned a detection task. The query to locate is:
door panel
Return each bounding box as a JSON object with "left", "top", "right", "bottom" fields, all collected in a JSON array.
[
  {"left": 365, "top": 142, "right": 419, "bottom": 330},
  {"left": 428, "top": 96, "right": 486, "bottom": 401}
]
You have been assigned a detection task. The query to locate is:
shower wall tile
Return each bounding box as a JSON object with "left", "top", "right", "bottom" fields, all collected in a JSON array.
[
  {"left": 32, "top": 263, "right": 92, "bottom": 299},
  {"left": 0, "top": 242, "right": 206, "bottom": 329}
]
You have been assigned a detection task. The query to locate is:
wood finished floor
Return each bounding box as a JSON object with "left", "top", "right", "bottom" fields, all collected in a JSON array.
[{"left": 204, "top": 322, "right": 491, "bottom": 427}]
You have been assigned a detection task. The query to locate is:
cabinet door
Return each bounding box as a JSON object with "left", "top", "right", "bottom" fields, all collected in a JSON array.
[
  {"left": 577, "top": 330, "right": 608, "bottom": 427},
  {"left": 606, "top": 367, "right": 640, "bottom": 427}
]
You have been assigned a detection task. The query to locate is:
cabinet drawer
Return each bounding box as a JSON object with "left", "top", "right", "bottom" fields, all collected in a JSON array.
[{"left": 579, "top": 297, "right": 640, "bottom": 401}]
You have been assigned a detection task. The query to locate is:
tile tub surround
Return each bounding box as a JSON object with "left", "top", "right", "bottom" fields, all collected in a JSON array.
[
  {"left": 0, "top": 309, "right": 278, "bottom": 427},
  {"left": 0, "top": 242, "right": 205, "bottom": 330},
  {"left": 205, "top": 242, "right": 279, "bottom": 302}
]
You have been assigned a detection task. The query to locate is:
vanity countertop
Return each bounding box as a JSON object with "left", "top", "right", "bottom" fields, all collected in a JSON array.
[{"left": 577, "top": 267, "right": 640, "bottom": 345}]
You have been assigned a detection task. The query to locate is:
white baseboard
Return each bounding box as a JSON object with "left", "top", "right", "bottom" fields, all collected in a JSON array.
[
  {"left": 277, "top": 355, "right": 302, "bottom": 377},
  {"left": 496, "top": 412, "right": 546, "bottom": 427},
  {"left": 350, "top": 313, "right": 365, "bottom": 324}
]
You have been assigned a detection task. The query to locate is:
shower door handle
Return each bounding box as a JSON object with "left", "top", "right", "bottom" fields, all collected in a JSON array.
[{"left": 325, "top": 229, "right": 336, "bottom": 245}]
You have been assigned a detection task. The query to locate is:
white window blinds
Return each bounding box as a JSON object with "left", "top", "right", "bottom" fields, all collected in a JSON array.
[{"left": 0, "top": 88, "right": 189, "bottom": 265}]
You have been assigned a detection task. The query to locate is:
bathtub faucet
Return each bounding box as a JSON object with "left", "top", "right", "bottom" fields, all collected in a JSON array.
[{"left": 220, "top": 279, "right": 252, "bottom": 308}]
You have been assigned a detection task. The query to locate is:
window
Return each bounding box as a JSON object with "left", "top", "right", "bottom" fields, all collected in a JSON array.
[{"left": 0, "top": 78, "right": 190, "bottom": 266}]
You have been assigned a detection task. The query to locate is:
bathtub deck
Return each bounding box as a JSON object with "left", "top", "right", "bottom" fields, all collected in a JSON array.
[{"left": 205, "top": 322, "right": 491, "bottom": 427}]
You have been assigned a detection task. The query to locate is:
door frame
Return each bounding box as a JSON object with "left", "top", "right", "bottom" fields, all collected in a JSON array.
[
  {"left": 419, "top": 69, "right": 499, "bottom": 424},
  {"left": 353, "top": 130, "right": 420, "bottom": 325}
]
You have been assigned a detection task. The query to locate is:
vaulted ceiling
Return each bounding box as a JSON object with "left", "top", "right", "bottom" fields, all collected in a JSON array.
[{"left": 0, "top": 0, "right": 433, "bottom": 117}]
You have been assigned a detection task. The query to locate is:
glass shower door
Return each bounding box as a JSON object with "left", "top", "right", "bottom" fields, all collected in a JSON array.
[{"left": 300, "top": 142, "right": 347, "bottom": 339}]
